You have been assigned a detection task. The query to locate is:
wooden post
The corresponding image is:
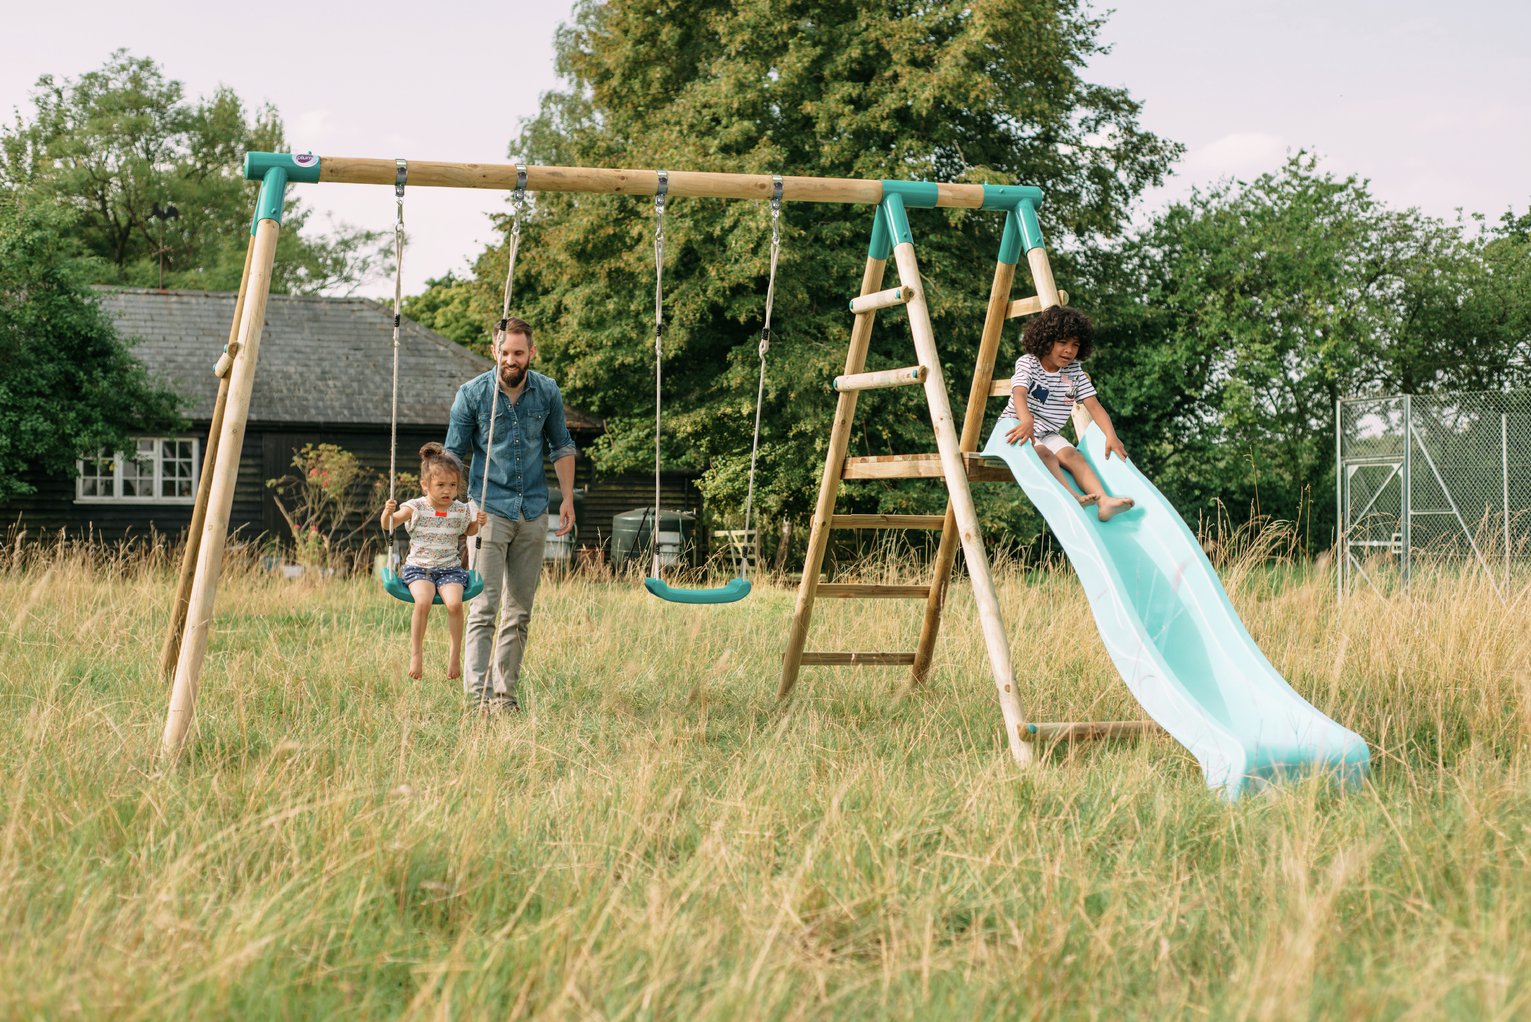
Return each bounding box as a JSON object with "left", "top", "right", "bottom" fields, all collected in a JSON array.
[
  {"left": 160, "top": 216, "right": 281, "bottom": 763},
  {"left": 887, "top": 212, "right": 1032, "bottom": 766},
  {"left": 778, "top": 255, "right": 888, "bottom": 699},
  {"left": 910, "top": 257, "right": 1018, "bottom": 688},
  {"left": 158, "top": 236, "right": 254, "bottom": 677}
]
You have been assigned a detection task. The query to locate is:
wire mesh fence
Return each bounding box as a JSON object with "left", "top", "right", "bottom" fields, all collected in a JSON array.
[{"left": 1338, "top": 390, "right": 1531, "bottom": 596}]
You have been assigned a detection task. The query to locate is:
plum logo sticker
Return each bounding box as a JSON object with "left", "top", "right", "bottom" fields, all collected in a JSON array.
[{"left": 294, "top": 152, "right": 317, "bottom": 167}]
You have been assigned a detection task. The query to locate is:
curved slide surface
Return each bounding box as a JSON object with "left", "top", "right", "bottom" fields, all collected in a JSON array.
[{"left": 983, "top": 418, "right": 1369, "bottom": 800}]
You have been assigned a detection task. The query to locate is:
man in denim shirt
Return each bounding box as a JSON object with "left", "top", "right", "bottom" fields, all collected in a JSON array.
[{"left": 445, "top": 317, "right": 577, "bottom": 711}]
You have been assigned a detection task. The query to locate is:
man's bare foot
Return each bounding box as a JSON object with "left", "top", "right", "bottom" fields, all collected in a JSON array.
[
  {"left": 408, "top": 654, "right": 424, "bottom": 680},
  {"left": 1097, "top": 495, "right": 1136, "bottom": 522},
  {"left": 447, "top": 659, "right": 462, "bottom": 680},
  {"left": 1076, "top": 493, "right": 1100, "bottom": 508}
]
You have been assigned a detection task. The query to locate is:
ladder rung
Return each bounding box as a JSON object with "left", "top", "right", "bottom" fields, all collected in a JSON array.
[
  {"left": 989, "top": 377, "right": 1011, "bottom": 398},
  {"left": 833, "top": 365, "right": 926, "bottom": 392},
  {"left": 799, "top": 652, "right": 917, "bottom": 666},
  {"left": 849, "top": 285, "right": 914, "bottom": 314},
  {"left": 1005, "top": 289, "right": 1069, "bottom": 320},
  {"left": 830, "top": 514, "right": 946, "bottom": 530},
  {"left": 817, "top": 584, "right": 931, "bottom": 599},
  {"left": 841, "top": 452, "right": 1014, "bottom": 482}
]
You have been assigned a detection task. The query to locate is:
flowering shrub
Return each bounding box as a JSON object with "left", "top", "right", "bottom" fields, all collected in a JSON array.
[{"left": 265, "top": 444, "right": 378, "bottom": 569}]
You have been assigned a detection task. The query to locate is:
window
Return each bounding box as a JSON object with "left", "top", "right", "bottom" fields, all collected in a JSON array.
[{"left": 76, "top": 437, "right": 200, "bottom": 504}]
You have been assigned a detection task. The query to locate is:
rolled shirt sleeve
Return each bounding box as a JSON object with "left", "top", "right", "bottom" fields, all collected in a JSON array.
[{"left": 544, "top": 384, "right": 577, "bottom": 462}]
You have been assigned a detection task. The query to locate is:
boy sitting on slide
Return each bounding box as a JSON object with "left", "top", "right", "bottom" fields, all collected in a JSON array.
[{"left": 1000, "top": 306, "right": 1135, "bottom": 522}]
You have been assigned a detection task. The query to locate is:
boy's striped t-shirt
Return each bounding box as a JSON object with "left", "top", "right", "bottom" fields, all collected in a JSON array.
[
  {"left": 402, "top": 497, "right": 471, "bottom": 568},
  {"left": 1000, "top": 353, "right": 1096, "bottom": 434}
]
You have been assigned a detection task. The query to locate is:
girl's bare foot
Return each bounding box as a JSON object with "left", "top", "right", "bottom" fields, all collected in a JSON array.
[
  {"left": 1097, "top": 495, "right": 1136, "bottom": 522},
  {"left": 447, "top": 659, "right": 462, "bottom": 680},
  {"left": 408, "top": 654, "right": 424, "bottom": 680},
  {"left": 1076, "top": 493, "right": 1100, "bottom": 508}
]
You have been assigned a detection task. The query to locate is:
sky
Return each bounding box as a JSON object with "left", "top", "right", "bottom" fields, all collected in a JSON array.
[{"left": 5, "top": 1, "right": 1529, "bottom": 298}]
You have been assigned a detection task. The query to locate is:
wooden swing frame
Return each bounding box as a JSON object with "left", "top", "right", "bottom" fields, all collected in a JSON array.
[{"left": 158, "top": 153, "right": 1156, "bottom": 766}]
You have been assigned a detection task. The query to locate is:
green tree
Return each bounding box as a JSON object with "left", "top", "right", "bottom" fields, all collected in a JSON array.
[
  {"left": 1085, "top": 154, "right": 1529, "bottom": 543},
  {"left": 0, "top": 195, "right": 181, "bottom": 500},
  {"left": 0, "top": 51, "right": 384, "bottom": 295},
  {"left": 410, "top": 0, "right": 1179, "bottom": 532}
]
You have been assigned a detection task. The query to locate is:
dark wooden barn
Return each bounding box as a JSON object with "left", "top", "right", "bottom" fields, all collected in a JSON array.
[{"left": 2, "top": 288, "right": 704, "bottom": 561}]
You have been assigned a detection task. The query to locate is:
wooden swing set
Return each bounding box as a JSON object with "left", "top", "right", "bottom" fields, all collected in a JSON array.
[{"left": 157, "top": 152, "right": 1156, "bottom": 766}]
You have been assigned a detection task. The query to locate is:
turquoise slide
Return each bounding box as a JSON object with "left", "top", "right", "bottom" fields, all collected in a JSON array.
[{"left": 983, "top": 418, "right": 1369, "bottom": 800}]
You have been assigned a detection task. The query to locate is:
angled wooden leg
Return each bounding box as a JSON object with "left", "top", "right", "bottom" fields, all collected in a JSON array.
[
  {"left": 161, "top": 217, "right": 281, "bottom": 764},
  {"left": 158, "top": 236, "right": 254, "bottom": 677},
  {"left": 911, "top": 257, "right": 1017, "bottom": 688},
  {"left": 779, "top": 254, "right": 888, "bottom": 700},
  {"left": 883, "top": 196, "right": 1032, "bottom": 765}
]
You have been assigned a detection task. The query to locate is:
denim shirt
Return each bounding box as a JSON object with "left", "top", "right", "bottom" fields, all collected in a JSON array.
[{"left": 445, "top": 369, "right": 577, "bottom": 521}]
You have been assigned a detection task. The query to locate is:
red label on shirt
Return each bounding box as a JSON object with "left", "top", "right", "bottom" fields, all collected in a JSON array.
[{"left": 434, "top": 510, "right": 448, "bottom": 517}]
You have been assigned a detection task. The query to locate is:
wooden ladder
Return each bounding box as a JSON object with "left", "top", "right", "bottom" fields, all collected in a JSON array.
[{"left": 777, "top": 193, "right": 1070, "bottom": 765}]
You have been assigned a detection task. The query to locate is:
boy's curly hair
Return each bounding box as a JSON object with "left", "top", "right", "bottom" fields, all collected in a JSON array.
[{"left": 1021, "top": 305, "right": 1095, "bottom": 362}]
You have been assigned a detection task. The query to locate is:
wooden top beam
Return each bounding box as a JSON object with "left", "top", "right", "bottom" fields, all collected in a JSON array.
[{"left": 304, "top": 156, "right": 990, "bottom": 207}]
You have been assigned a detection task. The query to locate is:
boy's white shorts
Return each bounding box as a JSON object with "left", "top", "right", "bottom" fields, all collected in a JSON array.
[{"left": 1034, "top": 432, "right": 1075, "bottom": 454}]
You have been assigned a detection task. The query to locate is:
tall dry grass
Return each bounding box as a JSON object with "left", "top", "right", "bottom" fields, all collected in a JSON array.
[{"left": 1, "top": 535, "right": 1528, "bottom": 1019}]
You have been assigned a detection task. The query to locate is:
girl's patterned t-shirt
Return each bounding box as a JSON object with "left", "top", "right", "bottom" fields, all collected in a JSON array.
[
  {"left": 403, "top": 497, "right": 471, "bottom": 568},
  {"left": 1000, "top": 353, "right": 1097, "bottom": 434}
]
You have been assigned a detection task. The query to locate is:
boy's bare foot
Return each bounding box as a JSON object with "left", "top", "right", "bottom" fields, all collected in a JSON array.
[
  {"left": 447, "top": 659, "right": 462, "bottom": 680},
  {"left": 1097, "top": 495, "right": 1136, "bottom": 522},
  {"left": 408, "top": 654, "right": 424, "bottom": 680},
  {"left": 1076, "top": 493, "right": 1100, "bottom": 508}
]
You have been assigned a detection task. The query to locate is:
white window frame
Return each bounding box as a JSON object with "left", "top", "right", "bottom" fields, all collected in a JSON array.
[{"left": 75, "top": 436, "right": 201, "bottom": 505}]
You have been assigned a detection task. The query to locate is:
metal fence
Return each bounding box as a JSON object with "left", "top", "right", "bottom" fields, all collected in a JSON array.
[{"left": 1337, "top": 390, "right": 1531, "bottom": 596}]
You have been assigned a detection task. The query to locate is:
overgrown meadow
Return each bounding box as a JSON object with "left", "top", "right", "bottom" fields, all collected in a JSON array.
[{"left": 2, "top": 540, "right": 1528, "bottom": 1020}]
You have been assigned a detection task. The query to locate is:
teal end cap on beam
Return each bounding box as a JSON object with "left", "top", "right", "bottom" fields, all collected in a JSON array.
[
  {"left": 1015, "top": 199, "right": 1046, "bottom": 253},
  {"left": 881, "top": 192, "right": 914, "bottom": 247},
  {"left": 243, "top": 151, "right": 321, "bottom": 184},
  {"left": 254, "top": 167, "right": 289, "bottom": 227},
  {"left": 880, "top": 180, "right": 941, "bottom": 209},
  {"left": 867, "top": 206, "right": 892, "bottom": 261},
  {"left": 997, "top": 209, "right": 1023, "bottom": 266},
  {"left": 981, "top": 184, "right": 1044, "bottom": 211}
]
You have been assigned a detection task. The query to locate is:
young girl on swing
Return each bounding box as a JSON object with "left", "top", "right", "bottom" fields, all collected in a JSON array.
[{"left": 380, "top": 443, "right": 488, "bottom": 680}]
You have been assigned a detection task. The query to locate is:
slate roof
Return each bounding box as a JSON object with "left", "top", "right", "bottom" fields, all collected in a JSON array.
[{"left": 97, "top": 288, "right": 603, "bottom": 431}]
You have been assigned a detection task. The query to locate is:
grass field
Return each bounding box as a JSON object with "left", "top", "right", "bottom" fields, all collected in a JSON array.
[{"left": 2, "top": 542, "right": 1528, "bottom": 1019}]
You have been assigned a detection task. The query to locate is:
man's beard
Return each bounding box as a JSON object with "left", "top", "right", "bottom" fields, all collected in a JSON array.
[{"left": 499, "top": 364, "right": 526, "bottom": 388}]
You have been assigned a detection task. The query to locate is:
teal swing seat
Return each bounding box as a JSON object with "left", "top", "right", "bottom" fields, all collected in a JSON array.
[
  {"left": 380, "top": 564, "right": 485, "bottom": 605},
  {"left": 644, "top": 576, "right": 752, "bottom": 605}
]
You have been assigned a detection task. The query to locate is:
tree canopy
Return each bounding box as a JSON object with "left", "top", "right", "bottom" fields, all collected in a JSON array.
[
  {"left": 1085, "top": 154, "right": 1531, "bottom": 542},
  {"left": 0, "top": 197, "right": 181, "bottom": 500},
  {"left": 0, "top": 51, "right": 383, "bottom": 295},
  {"left": 406, "top": 0, "right": 1180, "bottom": 531}
]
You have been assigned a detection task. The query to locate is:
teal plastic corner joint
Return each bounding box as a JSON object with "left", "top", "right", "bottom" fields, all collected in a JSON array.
[
  {"left": 867, "top": 206, "right": 892, "bottom": 261},
  {"left": 243, "top": 151, "right": 321, "bottom": 183},
  {"left": 254, "top": 167, "right": 289, "bottom": 229},
  {"left": 981, "top": 183, "right": 1045, "bottom": 211},
  {"left": 997, "top": 209, "right": 1023, "bottom": 266},
  {"left": 881, "top": 192, "right": 914, "bottom": 247},
  {"left": 879, "top": 180, "right": 941, "bottom": 209},
  {"left": 1015, "top": 198, "right": 1046, "bottom": 253}
]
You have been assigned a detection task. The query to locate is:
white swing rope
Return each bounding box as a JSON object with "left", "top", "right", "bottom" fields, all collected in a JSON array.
[
  {"left": 477, "top": 166, "right": 528, "bottom": 551},
  {"left": 651, "top": 171, "right": 668, "bottom": 578},
  {"left": 387, "top": 159, "right": 407, "bottom": 569},
  {"left": 739, "top": 177, "right": 782, "bottom": 581}
]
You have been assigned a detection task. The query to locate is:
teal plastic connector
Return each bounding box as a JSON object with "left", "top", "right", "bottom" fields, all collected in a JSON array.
[
  {"left": 243, "top": 151, "right": 321, "bottom": 183},
  {"left": 253, "top": 168, "right": 288, "bottom": 230},
  {"left": 881, "top": 192, "right": 914, "bottom": 247}
]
